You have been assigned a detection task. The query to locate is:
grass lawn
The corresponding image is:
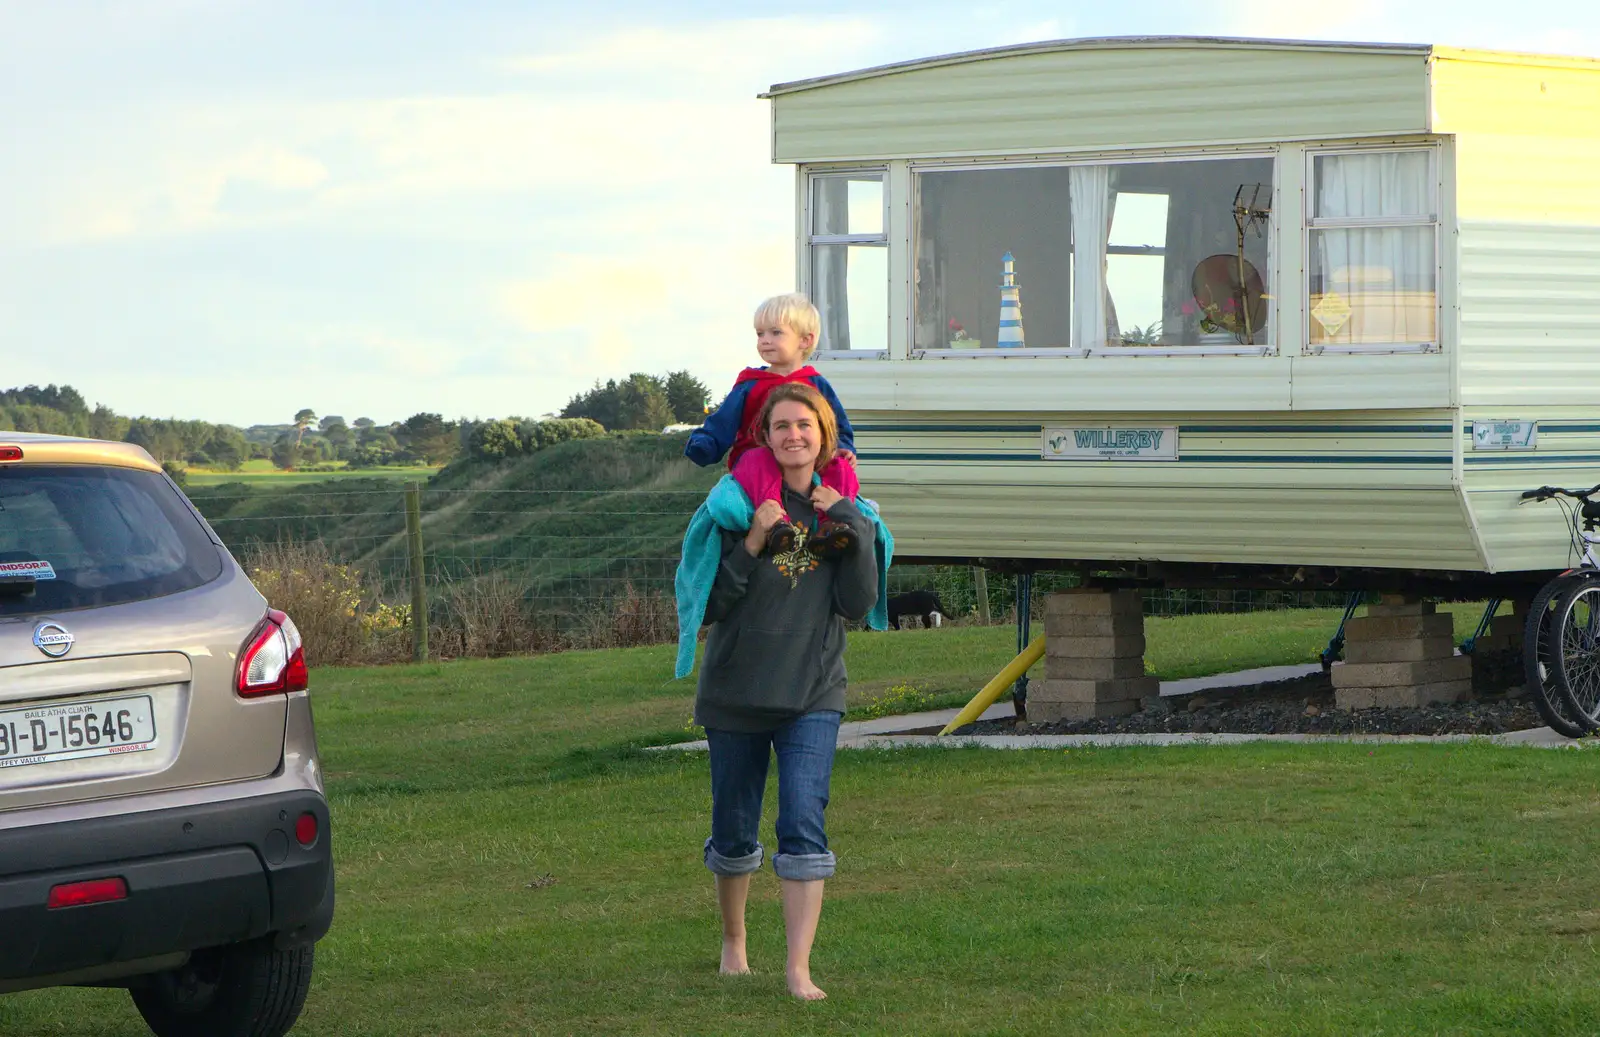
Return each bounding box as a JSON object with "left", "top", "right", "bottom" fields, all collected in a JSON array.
[
  {"left": 185, "top": 460, "right": 437, "bottom": 486},
  {"left": 7, "top": 609, "right": 1596, "bottom": 1036}
]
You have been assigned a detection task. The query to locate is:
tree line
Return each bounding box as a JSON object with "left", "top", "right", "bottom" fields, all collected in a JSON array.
[
  {"left": 1, "top": 371, "right": 715, "bottom": 472},
  {"left": 558, "top": 371, "right": 710, "bottom": 431},
  {"left": 0, "top": 386, "right": 461, "bottom": 471}
]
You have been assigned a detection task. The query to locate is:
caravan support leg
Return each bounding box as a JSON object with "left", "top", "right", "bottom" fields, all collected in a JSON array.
[
  {"left": 1013, "top": 573, "right": 1033, "bottom": 721},
  {"left": 1320, "top": 592, "right": 1366, "bottom": 671}
]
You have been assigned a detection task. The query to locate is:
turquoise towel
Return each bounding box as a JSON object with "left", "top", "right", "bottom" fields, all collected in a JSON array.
[{"left": 674, "top": 474, "right": 893, "bottom": 679}]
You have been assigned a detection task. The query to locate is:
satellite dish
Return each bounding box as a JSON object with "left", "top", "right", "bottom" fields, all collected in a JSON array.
[{"left": 1191, "top": 254, "right": 1267, "bottom": 341}]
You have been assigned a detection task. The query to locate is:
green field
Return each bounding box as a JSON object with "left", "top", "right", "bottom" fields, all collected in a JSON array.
[
  {"left": 6, "top": 613, "right": 1598, "bottom": 1036},
  {"left": 185, "top": 460, "right": 438, "bottom": 487}
]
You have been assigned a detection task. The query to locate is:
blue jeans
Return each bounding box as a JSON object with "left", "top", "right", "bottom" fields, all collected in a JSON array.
[{"left": 703, "top": 710, "right": 841, "bottom": 881}]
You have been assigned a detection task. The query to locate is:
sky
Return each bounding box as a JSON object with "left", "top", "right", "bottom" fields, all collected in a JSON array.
[{"left": 1, "top": 0, "right": 1597, "bottom": 428}]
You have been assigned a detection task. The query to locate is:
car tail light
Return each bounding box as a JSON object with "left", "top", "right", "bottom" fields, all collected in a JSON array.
[
  {"left": 237, "top": 608, "right": 309, "bottom": 697},
  {"left": 0, "top": 445, "right": 22, "bottom": 462},
  {"left": 48, "top": 877, "right": 128, "bottom": 909},
  {"left": 294, "top": 812, "right": 319, "bottom": 847}
]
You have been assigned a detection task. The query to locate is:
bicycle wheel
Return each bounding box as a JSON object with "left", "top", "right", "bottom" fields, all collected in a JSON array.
[
  {"left": 1552, "top": 580, "right": 1600, "bottom": 731},
  {"left": 1523, "top": 575, "right": 1594, "bottom": 738}
]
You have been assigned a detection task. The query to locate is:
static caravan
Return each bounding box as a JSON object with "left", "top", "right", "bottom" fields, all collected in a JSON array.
[{"left": 766, "top": 36, "right": 1600, "bottom": 595}]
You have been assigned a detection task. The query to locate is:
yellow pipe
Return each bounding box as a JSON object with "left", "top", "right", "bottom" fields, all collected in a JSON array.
[{"left": 938, "top": 635, "right": 1046, "bottom": 736}]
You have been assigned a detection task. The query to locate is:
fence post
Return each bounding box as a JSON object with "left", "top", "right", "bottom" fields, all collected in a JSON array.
[
  {"left": 405, "top": 484, "right": 427, "bottom": 662},
  {"left": 972, "top": 567, "right": 990, "bottom": 624}
]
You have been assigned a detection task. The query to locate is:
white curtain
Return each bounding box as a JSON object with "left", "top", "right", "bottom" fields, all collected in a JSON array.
[
  {"left": 1313, "top": 152, "right": 1434, "bottom": 344},
  {"left": 1069, "top": 165, "right": 1112, "bottom": 350}
]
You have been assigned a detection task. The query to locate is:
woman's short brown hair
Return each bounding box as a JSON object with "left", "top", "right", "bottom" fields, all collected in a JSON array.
[{"left": 755, "top": 382, "right": 838, "bottom": 473}]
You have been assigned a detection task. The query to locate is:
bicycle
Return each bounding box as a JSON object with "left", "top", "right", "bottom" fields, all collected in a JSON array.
[{"left": 1518, "top": 483, "right": 1600, "bottom": 737}]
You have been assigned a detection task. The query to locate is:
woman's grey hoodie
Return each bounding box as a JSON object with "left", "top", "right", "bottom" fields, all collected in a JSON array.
[{"left": 694, "top": 486, "right": 878, "bottom": 733}]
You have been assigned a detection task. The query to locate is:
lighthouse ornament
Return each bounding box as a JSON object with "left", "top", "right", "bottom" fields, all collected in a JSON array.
[{"left": 997, "top": 251, "right": 1025, "bottom": 349}]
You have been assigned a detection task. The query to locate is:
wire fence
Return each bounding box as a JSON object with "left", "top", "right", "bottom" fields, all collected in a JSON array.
[{"left": 187, "top": 483, "right": 1354, "bottom": 662}]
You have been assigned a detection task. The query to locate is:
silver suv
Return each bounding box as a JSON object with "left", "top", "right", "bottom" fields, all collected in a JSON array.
[{"left": 0, "top": 432, "right": 333, "bottom": 1037}]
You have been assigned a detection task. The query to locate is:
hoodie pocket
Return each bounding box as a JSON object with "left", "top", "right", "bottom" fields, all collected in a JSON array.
[{"left": 700, "top": 622, "right": 825, "bottom": 716}]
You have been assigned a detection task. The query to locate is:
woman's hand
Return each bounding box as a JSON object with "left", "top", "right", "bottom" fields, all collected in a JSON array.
[
  {"left": 744, "top": 500, "right": 786, "bottom": 557},
  {"left": 833, "top": 449, "right": 856, "bottom": 466},
  {"left": 810, "top": 485, "right": 844, "bottom": 513}
]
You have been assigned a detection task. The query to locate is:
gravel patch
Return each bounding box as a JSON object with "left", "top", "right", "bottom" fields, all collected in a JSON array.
[{"left": 956, "top": 671, "right": 1547, "bottom": 738}]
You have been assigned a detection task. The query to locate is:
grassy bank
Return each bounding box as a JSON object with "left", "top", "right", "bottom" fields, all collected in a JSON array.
[
  {"left": 6, "top": 611, "right": 1592, "bottom": 1036},
  {"left": 184, "top": 459, "right": 437, "bottom": 486}
]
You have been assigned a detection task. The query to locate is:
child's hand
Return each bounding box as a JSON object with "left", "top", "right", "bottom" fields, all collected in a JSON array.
[
  {"left": 834, "top": 449, "right": 856, "bottom": 466},
  {"left": 810, "top": 485, "right": 844, "bottom": 513},
  {"left": 744, "top": 500, "right": 786, "bottom": 556}
]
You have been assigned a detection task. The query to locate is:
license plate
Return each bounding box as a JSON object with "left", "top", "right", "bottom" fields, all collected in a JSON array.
[{"left": 0, "top": 695, "right": 158, "bottom": 768}]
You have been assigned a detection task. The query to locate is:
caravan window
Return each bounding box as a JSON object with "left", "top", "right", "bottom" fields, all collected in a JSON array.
[
  {"left": 913, "top": 167, "right": 1074, "bottom": 351},
  {"left": 912, "top": 156, "right": 1274, "bottom": 355},
  {"left": 1306, "top": 149, "right": 1438, "bottom": 353},
  {"left": 808, "top": 172, "right": 888, "bottom": 354}
]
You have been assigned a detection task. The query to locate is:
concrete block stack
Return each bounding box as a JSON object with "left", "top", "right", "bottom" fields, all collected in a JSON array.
[
  {"left": 1031, "top": 589, "right": 1153, "bottom": 721},
  {"left": 1465, "top": 602, "right": 1525, "bottom": 654},
  {"left": 1332, "top": 596, "right": 1470, "bottom": 709},
  {"left": 1466, "top": 600, "right": 1527, "bottom": 694}
]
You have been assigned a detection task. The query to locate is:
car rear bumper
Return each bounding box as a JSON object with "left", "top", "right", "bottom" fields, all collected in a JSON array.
[{"left": 0, "top": 789, "right": 333, "bottom": 984}]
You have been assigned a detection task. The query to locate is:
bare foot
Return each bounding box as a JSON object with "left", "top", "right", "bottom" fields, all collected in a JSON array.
[
  {"left": 720, "top": 940, "right": 750, "bottom": 976},
  {"left": 786, "top": 970, "right": 827, "bottom": 1001}
]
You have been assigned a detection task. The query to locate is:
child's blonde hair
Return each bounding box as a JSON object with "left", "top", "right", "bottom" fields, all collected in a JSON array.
[{"left": 753, "top": 293, "right": 821, "bottom": 358}]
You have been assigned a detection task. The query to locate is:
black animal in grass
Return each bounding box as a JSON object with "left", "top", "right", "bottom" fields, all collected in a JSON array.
[{"left": 886, "top": 590, "right": 947, "bottom": 630}]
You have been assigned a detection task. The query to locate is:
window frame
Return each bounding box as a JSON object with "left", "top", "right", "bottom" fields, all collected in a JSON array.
[
  {"left": 803, "top": 167, "right": 890, "bottom": 360},
  {"left": 906, "top": 149, "right": 1279, "bottom": 360},
  {"left": 1301, "top": 144, "right": 1442, "bottom": 356}
]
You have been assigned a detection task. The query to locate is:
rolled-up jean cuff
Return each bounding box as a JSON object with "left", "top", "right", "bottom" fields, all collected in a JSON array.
[
  {"left": 704, "top": 837, "right": 764, "bottom": 876},
  {"left": 773, "top": 850, "right": 836, "bottom": 881}
]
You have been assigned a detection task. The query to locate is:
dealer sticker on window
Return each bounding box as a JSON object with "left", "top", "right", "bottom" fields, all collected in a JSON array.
[{"left": 0, "top": 559, "right": 56, "bottom": 580}]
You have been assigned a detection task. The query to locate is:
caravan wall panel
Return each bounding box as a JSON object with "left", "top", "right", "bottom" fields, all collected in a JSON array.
[
  {"left": 854, "top": 412, "right": 1483, "bottom": 570},
  {"left": 1440, "top": 53, "right": 1600, "bottom": 573},
  {"left": 773, "top": 47, "right": 1427, "bottom": 162},
  {"left": 1436, "top": 51, "right": 1600, "bottom": 408},
  {"left": 1462, "top": 416, "right": 1600, "bottom": 573}
]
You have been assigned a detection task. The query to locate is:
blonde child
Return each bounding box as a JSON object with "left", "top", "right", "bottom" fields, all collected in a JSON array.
[{"left": 685, "top": 293, "right": 860, "bottom": 557}]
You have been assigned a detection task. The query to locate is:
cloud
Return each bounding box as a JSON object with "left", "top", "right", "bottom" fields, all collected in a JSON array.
[
  {"left": 499, "top": 235, "right": 794, "bottom": 410},
  {"left": 29, "top": 15, "right": 885, "bottom": 244},
  {"left": 502, "top": 17, "right": 883, "bottom": 88}
]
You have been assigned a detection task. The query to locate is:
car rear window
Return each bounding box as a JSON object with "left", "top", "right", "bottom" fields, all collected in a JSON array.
[{"left": 0, "top": 464, "right": 224, "bottom": 617}]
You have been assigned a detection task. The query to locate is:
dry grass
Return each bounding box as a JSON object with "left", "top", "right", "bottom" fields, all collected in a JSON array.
[
  {"left": 567, "top": 583, "right": 676, "bottom": 650},
  {"left": 431, "top": 571, "right": 563, "bottom": 659},
  {"left": 243, "top": 540, "right": 410, "bottom": 667}
]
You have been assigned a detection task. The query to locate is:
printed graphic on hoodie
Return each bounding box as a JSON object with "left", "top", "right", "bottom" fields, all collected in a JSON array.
[{"left": 771, "top": 527, "right": 819, "bottom": 589}]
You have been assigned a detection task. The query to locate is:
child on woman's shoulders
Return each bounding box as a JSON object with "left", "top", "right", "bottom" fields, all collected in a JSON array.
[{"left": 685, "top": 293, "right": 861, "bottom": 558}]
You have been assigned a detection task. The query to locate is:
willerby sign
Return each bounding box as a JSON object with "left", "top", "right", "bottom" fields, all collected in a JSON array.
[
  {"left": 1043, "top": 427, "right": 1179, "bottom": 461},
  {"left": 1471, "top": 420, "right": 1537, "bottom": 451}
]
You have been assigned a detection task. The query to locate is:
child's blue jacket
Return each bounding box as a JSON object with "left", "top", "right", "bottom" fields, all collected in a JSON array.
[{"left": 685, "top": 369, "right": 855, "bottom": 467}]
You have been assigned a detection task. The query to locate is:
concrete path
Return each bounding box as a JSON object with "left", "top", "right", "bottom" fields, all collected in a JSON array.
[{"left": 656, "top": 662, "right": 1590, "bottom": 751}]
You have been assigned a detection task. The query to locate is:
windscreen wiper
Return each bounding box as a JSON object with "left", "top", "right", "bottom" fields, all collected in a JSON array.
[{"left": 0, "top": 575, "right": 37, "bottom": 597}]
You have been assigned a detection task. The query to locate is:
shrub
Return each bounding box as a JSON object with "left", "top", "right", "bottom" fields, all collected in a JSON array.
[
  {"left": 855, "top": 682, "right": 937, "bottom": 720},
  {"left": 470, "top": 419, "right": 522, "bottom": 460},
  {"left": 522, "top": 417, "right": 605, "bottom": 453},
  {"left": 243, "top": 540, "right": 409, "bottom": 666}
]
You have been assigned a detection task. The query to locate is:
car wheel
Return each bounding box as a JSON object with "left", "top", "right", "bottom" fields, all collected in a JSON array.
[{"left": 129, "top": 937, "right": 314, "bottom": 1037}]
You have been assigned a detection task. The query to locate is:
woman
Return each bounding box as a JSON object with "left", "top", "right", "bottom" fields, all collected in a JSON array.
[{"left": 695, "top": 381, "right": 879, "bottom": 1001}]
